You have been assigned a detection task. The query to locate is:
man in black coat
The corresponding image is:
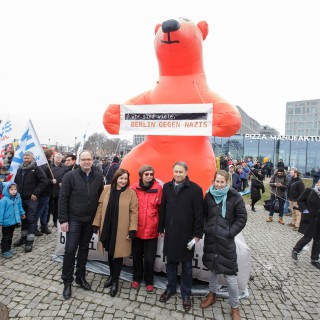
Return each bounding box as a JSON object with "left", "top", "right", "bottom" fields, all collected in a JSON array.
[
  {"left": 58, "top": 150, "right": 104, "bottom": 300},
  {"left": 158, "top": 161, "right": 204, "bottom": 312},
  {"left": 14, "top": 151, "right": 48, "bottom": 252}
]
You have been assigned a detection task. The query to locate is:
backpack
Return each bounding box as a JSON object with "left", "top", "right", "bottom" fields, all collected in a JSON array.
[{"left": 263, "top": 199, "right": 279, "bottom": 212}]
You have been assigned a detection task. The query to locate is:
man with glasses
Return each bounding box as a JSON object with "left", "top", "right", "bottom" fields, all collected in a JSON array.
[
  {"left": 64, "top": 154, "right": 79, "bottom": 172},
  {"left": 58, "top": 150, "right": 104, "bottom": 300},
  {"left": 131, "top": 165, "right": 163, "bottom": 292}
]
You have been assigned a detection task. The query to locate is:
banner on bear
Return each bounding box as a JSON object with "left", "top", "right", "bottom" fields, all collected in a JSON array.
[{"left": 119, "top": 104, "right": 213, "bottom": 136}]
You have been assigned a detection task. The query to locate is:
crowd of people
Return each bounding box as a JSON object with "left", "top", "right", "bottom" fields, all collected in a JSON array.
[{"left": 1, "top": 149, "right": 319, "bottom": 319}]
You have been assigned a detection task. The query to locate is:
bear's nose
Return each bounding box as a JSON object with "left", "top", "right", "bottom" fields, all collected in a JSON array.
[{"left": 162, "top": 19, "right": 181, "bottom": 33}]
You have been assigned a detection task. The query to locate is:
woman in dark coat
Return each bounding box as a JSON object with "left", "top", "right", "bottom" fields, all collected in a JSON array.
[
  {"left": 201, "top": 170, "right": 247, "bottom": 320},
  {"left": 250, "top": 169, "right": 265, "bottom": 212},
  {"left": 291, "top": 178, "right": 320, "bottom": 269}
]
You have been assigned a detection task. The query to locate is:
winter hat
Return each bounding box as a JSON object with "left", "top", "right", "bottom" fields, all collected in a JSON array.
[{"left": 23, "top": 151, "right": 34, "bottom": 158}]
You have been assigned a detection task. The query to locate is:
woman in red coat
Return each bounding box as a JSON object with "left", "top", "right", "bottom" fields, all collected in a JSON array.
[{"left": 131, "top": 165, "right": 162, "bottom": 292}]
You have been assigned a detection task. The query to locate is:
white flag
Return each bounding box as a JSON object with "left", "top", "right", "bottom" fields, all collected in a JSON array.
[
  {"left": 0, "top": 118, "right": 13, "bottom": 158},
  {"left": 76, "top": 130, "right": 87, "bottom": 164},
  {"left": 7, "top": 120, "right": 47, "bottom": 181}
]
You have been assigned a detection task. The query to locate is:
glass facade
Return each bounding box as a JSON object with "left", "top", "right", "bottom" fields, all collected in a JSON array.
[{"left": 211, "top": 134, "right": 320, "bottom": 177}]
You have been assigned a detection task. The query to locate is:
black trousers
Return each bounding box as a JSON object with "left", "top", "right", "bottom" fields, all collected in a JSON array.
[
  {"left": 1, "top": 225, "right": 15, "bottom": 253},
  {"left": 132, "top": 237, "right": 158, "bottom": 285},
  {"left": 294, "top": 236, "right": 320, "bottom": 261},
  {"left": 48, "top": 197, "right": 59, "bottom": 224},
  {"left": 251, "top": 199, "right": 259, "bottom": 209},
  {"left": 108, "top": 253, "right": 123, "bottom": 283},
  {"left": 61, "top": 220, "right": 93, "bottom": 284}
]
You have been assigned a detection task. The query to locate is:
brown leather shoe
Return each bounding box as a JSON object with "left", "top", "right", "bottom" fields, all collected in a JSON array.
[
  {"left": 159, "top": 290, "right": 176, "bottom": 302},
  {"left": 266, "top": 216, "right": 273, "bottom": 222},
  {"left": 182, "top": 297, "right": 191, "bottom": 312},
  {"left": 278, "top": 217, "right": 285, "bottom": 225},
  {"left": 200, "top": 291, "right": 216, "bottom": 309},
  {"left": 231, "top": 307, "right": 241, "bottom": 320}
]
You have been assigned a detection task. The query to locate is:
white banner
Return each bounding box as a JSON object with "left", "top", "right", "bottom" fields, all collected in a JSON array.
[
  {"left": 7, "top": 120, "right": 48, "bottom": 181},
  {"left": 119, "top": 104, "right": 213, "bottom": 136},
  {"left": 55, "top": 224, "right": 251, "bottom": 291}
]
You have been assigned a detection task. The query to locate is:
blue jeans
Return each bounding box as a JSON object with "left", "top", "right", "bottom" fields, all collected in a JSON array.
[
  {"left": 166, "top": 260, "right": 193, "bottom": 298},
  {"left": 21, "top": 199, "right": 39, "bottom": 235},
  {"left": 269, "top": 194, "right": 285, "bottom": 218},
  {"left": 61, "top": 220, "right": 93, "bottom": 284},
  {"left": 36, "top": 196, "right": 50, "bottom": 230}
]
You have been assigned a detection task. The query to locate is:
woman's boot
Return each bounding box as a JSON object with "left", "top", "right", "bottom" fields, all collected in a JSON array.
[{"left": 110, "top": 282, "right": 118, "bottom": 297}]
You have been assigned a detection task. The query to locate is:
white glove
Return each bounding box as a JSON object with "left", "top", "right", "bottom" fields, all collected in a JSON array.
[{"left": 187, "top": 238, "right": 196, "bottom": 250}]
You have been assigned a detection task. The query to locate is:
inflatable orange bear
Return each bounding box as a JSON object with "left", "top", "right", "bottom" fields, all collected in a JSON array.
[{"left": 103, "top": 18, "right": 241, "bottom": 192}]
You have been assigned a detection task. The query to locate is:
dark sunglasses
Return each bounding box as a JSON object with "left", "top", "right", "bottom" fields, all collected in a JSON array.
[{"left": 144, "top": 173, "right": 154, "bottom": 176}]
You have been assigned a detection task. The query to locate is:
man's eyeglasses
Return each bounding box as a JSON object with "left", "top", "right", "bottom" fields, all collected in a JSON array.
[{"left": 144, "top": 173, "right": 154, "bottom": 176}]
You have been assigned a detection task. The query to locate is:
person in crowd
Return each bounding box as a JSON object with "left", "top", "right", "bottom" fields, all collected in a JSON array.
[
  {"left": 291, "top": 178, "right": 320, "bottom": 269},
  {"left": 250, "top": 169, "right": 265, "bottom": 212},
  {"left": 103, "top": 156, "right": 120, "bottom": 185},
  {"left": 48, "top": 152, "right": 67, "bottom": 228},
  {"left": 282, "top": 168, "right": 291, "bottom": 216},
  {"left": 228, "top": 165, "right": 242, "bottom": 192},
  {"left": 266, "top": 168, "right": 288, "bottom": 225},
  {"left": 312, "top": 169, "right": 320, "bottom": 188},
  {"left": 131, "top": 165, "right": 162, "bottom": 292},
  {"left": 92, "top": 168, "right": 138, "bottom": 297},
  {"left": 265, "top": 160, "right": 274, "bottom": 178},
  {"left": 35, "top": 149, "right": 56, "bottom": 235},
  {"left": 239, "top": 162, "right": 250, "bottom": 192},
  {"left": 64, "top": 154, "right": 79, "bottom": 172},
  {"left": 277, "top": 159, "right": 285, "bottom": 170},
  {"left": 260, "top": 163, "right": 267, "bottom": 181},
  {"left": 287, "top": 167, "right": 305, "bottom": 231},
  {"left": 0, "top": 182, "right": 25, "bottom": 258},
  {"left": 220, "top": 155, "right": 228, "bottom": 171},
  {"left": 201, "top": 170, "right": 247, "bottom": 320},
  {"left": 14, "top": 151, "right": 47, "bottom": 252},
  {"left": 58, "top": 150, "right": 104, "bottom": 300},
  {"left": 93, "top": 156, "right": 103, "bottom": 174},
  {"left": 0, "top": 151, "right": 14, "bottom": 181},
  {"left": 158, "top": 161, "right": 203, "bottom": 312},
  {"left": 101, "top": 157, "right": 110, "bottom": 171}
]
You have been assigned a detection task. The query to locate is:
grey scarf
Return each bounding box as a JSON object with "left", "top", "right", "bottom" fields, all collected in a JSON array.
[{"left": 20, "top": 160, "right": 36, "bottom": 170}]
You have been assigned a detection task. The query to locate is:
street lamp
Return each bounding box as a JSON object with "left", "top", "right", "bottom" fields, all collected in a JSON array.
[{"left": 74, "top": 137, "right": 77, "bottom": 150}]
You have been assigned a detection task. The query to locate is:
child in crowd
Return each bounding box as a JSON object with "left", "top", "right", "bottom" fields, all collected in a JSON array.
[{"left": 0, "top": 182, "right": 25, "bottom": 258}]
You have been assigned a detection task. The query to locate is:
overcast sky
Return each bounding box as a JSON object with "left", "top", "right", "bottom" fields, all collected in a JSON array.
[{"left": 1, "top": 0, "right": 319, "bottom": 147}]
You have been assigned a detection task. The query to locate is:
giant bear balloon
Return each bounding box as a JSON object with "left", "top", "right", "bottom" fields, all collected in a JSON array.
[{"left": 103, "top": 18, "right": 241, "bottom": 191}]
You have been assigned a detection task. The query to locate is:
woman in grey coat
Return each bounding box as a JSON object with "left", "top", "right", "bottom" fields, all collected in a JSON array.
[{"left": 201, "top": 170, "right": 247, "bottom": 320}]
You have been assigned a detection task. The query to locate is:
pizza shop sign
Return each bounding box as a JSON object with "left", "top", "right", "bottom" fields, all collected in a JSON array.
[{"left": 245, "top": 134, "right": 320, "bottom": 142}]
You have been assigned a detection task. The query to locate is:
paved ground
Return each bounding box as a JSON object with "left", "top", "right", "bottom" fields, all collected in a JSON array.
[{"left": 1, "top": 204, "right": 320, "bottom": 320}]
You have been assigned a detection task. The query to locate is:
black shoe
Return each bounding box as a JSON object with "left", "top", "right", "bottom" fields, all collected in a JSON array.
[
  {"left": 182, "top": 297, "right": 192, "bottom": 312},
  {"left": 41, "top": 228, "right": 52, "bottom": 235},
  {"left": 54, "top": 222, "right": 57, "bottom": 228},
  {"left": 104, "top": 275, "right": 113, "bottom": 288},
  {"left": 75, "top": 277, "right": 91, "bottom": 290},
  {"left": 311, "top": 261, "right": 320, "bottom": 269},
  {"left": 35, "top": 229, "right": 43, "bottom": 236},
  {"left": 13, "top": 237, "right": 26, "bottom": 247},
  {"left": 63, "top": 283, "right": 72, "bottom": 300},
  {"left": 291, "top": 250, "right": 298, "bottom": 260},
  {"left": 25, "top": 240, "right": 34, "bottom": 253},
  {"left": 251, "top": 207, "right": 256, "bottom": 212},
  {"left": 159, "top": 290, "right": 176, "bottom": 302},
  {"left": 110, "top": 282, "right": 118, "bottom": 297}
]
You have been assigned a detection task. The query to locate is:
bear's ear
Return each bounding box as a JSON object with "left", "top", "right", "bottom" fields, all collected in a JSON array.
[
  {"left": 197, "top": 21, "right": 208, "bottom": 40},
  {"left": 155, "top": 23, "right": 161, "bottom": 35}
]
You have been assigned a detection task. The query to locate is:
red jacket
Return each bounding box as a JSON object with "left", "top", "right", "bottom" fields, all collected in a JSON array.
[{"left": 131, "top": 180, "right": 163, "bottom": 239}]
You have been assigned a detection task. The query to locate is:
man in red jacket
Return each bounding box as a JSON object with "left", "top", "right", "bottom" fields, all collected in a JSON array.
[{"left": 131, "top": 165, "right": 163, "bottom": 293}]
